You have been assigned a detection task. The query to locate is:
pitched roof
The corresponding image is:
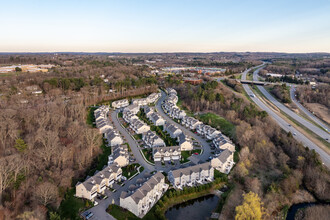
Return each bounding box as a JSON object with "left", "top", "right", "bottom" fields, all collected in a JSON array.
[
  {"left": 121, "top": 172, "right": 165, "bottom": 204},
  {"left": 216, "top": 149, "right": 232, "bottom": 163},
  {"left": 170, "top": 162, "right": 212, "bottom": 178}
]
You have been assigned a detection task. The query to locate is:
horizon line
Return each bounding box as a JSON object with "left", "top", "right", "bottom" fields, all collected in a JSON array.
[{"left": 0, "top": 51, "right": 330, "bottom": 55}]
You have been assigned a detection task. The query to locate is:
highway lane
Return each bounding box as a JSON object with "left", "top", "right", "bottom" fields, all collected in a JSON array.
[
  {"left": 252, "top": 68, "right": 330, "bottom": 143},
  {"left": 156, "top": 90, "right": 212, "bottom": 162},
  {"left": 242, "top": 66, "right": 330, "bottom": 168},
  {"left": 290, "top": 87, "right": 329, "bottom": 132}
]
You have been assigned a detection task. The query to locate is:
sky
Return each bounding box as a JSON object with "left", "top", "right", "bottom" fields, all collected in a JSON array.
[{"left": 0, "top": 0, "right": 330, "bottom": 53}]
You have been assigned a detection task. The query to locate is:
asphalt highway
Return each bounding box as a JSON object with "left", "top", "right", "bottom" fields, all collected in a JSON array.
[
  {"left": 242, "top": 66, "right": 330, "bottom": 168},
  {"left": 252, "top": 69, "right": 330, "bottom": 143}
]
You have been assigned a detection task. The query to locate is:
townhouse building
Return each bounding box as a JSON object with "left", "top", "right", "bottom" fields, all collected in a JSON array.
[
  {"left": 211, "top": 149, "right": 234, "bottom": 174},
  {"left": 108, "top": 145, "right": 129, "bottom": 167},
  {"left": 152, "top": 146, "right": 181, "bottom": 162},
  {"left": 130, "top": 118, "right": 150, "bottom": 134},
  {"left": 123, "top": 104, "right": 140, "bottom": 115},
  {"left": 169, "top": 108, "right": 186, "bottom": 119},
  {"left": 182, "top": 116, "right": 203, "bottom": 130},
  {"left": 144, "top": 106, "right": 154, "bottom": 118},
  {"left": 213, "top": 134, "right": 235, "bottom": 152},
  {"left": 148, "top": 112, "right": 165, "bottom": 126},
  {"left": 120, "top": 172, "right": 168, "bottom": 217},
  {"left": 105, "top": 130, "right": 123, "bottom": 147},
  {"left": 196, "top": 124, "right": 221, "bottom": 140},
  {"left": 162, "top": 101, "right": 177, "bottom": 114},
  {"left": 112, "top": 99, "right": 129, "bottom": 109},
  {"left": 76, "top": 164, "right": 122, "bottom": 200},
  {"left": 177, "top": 133, "right": 193, "bottom": 151},
  {"left": 168, "top": 162, "right": 214, "bottom": 189},
  {"left": 142, "top": 130, "right": 165, "bottom": 148},
  {"left": 166, "top": 88, "right": 177, "bottom": 96},
  {"left": 163, "top": 122, "right": 182, "bottom": 138},
  {"left": 123, "top": 111, "right": 138, "bottom": 123}
]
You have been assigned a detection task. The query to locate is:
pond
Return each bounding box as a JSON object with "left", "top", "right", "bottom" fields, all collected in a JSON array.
[{"left": 165, "top": 194, "right": 220, "bottom": 220}]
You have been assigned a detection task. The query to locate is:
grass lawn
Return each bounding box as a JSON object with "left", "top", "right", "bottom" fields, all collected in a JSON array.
[
  {"left": 142, "top": 148, "right": 154, "bottom": 163},
  {"left": 133, "top": 134, "right": 142, "bottom": 140},
  {"left": 57, "top": 188, "right": 93, "bottom": 220},
  {"left": 122, "top": 163, "right": 141, "bottom": 179},
  {"left": 86, "top": 106, "right": 97, "bottom": 127},
  {"left": 197, "top": 112, "right": 235, "bottom": 138},
  {"left": 181, "top": 149, "right": 202, "bottom": 163},
  {"left": 107, "top": 205, "right": 139, "bottom": 220}
]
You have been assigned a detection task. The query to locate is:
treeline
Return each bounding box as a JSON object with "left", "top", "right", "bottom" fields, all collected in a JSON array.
[
  {"left": 223, "top": 79, "right": 244, "bottom": 93},
  {"left": 113, "top": 76, "right": 158, "bottom": 90},
  {"left": 270, "top": 84, "right": 292, "bottom": 103},
  {"left": 266, "top": 75, "right": 306, "bottom": 84},
  {"left": 43, "top": 77, "right": 86, "bottom": 91},
  {"left": 296, "top": 85, "right": 330, "bottom": 108}
]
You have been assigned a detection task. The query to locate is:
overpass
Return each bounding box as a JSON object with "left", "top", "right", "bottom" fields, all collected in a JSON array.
[{"left": 239, "top": 79, "right": 280, "bottom": 85}]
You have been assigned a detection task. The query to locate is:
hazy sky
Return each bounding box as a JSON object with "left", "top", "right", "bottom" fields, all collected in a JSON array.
[{"left": 1, "top": 0, "right": 330, "bottom": 53}]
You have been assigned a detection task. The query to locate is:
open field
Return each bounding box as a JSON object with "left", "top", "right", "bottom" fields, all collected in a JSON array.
[{"left": 305, "top": 103, "right": 330, "bottom": 125}]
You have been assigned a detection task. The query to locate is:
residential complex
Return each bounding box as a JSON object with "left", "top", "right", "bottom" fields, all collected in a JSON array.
[
  {"left": 168, "top": 162, "right": 214, "bottom": 189},
  {"left": 120, "top": 172, "right": 168, "bottom": 217},
  {"left": 76, "top": 164, "right": 122, "bottom": 200}
]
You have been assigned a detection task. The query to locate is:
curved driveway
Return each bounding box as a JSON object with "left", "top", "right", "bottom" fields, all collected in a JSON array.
[
  {"left": 156, "top": 90, "right": 212, "bottom": 162},
  {"left": 242, "top": 66, "right": 330, "bottom": 168},
  {"left": 290, "top": 87, "right": 329, "bottom": 132}
]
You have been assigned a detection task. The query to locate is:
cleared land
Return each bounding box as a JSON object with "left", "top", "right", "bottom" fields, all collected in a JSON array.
[{"left": 305, "top": 103, "right": 330, "bottom": 125}]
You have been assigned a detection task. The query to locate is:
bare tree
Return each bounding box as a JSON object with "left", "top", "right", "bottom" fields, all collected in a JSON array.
[
  {"left": 0, "top": 156, "right": 16, "bottom": 206},
  {"left": 35, "top": 182, "right": 58, "bottom": 206},
  {"left": 83, "top": 128, "right": 101, "bottom": 158},
  {"left": 36, "top": 130, "right": 60, "bottom": 166}
]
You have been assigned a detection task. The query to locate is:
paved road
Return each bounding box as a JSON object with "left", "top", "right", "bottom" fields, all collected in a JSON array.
[
  {"left": 252, "top": 69, "right": 330, "bottom": 142},
  {"left": 290, "top": 87, "right": 329, "bottom": 132},
  {"left": 111, "top": 110, "right": 155, "bottom": 171},
  {"left": 242, "top": 66, "right": 330, "bottom": 168},
  {"left": 155, "top": 90, "right": 212, "bottom": 162}
]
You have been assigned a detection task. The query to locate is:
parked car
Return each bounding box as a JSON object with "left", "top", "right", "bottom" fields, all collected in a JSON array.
[{"left": 86, "top": 212, "right": 94, "bottom": 220}]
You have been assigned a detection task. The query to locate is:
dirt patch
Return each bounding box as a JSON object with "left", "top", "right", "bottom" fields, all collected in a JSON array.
[
  {"left": 304, "top": 103, "right": 330, "bottom": 125},
  {"left": 291, "top": 189, "right": 316, "bottom": 204}
]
